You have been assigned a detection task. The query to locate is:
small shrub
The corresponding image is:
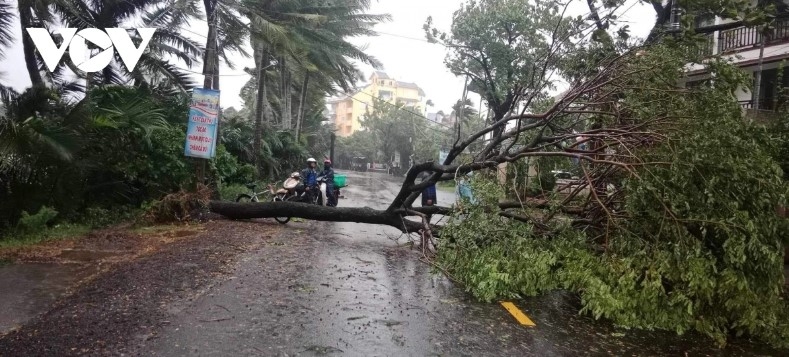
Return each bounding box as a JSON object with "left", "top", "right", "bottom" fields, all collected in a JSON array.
[
  {"left": 219, "top": 183, "right": 249, "bottom": 201},
  {"left": 79, "top": 206, "right": 140, "bottom": 228},
  {"left": 16, "top": 206, "right": 58, "bottom": 234}
]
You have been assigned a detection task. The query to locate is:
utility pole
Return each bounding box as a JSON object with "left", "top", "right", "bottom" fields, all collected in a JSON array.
[
  {"left": 753, "top": 23, "right": 770, "bottom": 114},
  {"left": 330, "top": 132, "right": 336, "bottom": 164}
]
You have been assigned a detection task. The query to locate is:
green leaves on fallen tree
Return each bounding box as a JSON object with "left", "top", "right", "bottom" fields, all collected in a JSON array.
[{"left": 437, "top": 48, "right": 789, "bottom": 348}]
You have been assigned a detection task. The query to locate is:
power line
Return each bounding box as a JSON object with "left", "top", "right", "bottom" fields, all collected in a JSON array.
[
  {"left": 179, "top": 67, "right": 252, "bottom": 77},
  {"left": 376, "top": 31, "right": 442, "bottom": 45}
]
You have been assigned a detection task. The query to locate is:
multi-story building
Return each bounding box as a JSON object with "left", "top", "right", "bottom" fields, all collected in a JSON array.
[
  {"left": 684, "top": 1, "right": 789, "bottom": 116},
  {"left": 328, "top": 71, "right": 427, "bottom": 137}
]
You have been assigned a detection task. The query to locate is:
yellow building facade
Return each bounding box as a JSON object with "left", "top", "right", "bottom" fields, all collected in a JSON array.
[{"left": 329, "top": 72, "right": 426, "bottom": 137}]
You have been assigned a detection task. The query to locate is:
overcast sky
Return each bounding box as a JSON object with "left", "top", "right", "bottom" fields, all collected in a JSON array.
[{"left": 0, "top": 0, "right": 656, "bottom": 114}]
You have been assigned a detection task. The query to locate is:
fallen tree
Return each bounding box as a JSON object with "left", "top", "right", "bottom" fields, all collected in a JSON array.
[
  {"left": 212, "top": 11, "right": 658, "bottom": 235},
  {"left": 209, "top": 200, "right": 429, "bottom": 233},
  {"left": 210, "top": 0, "right": 789, "bottom": 348}
]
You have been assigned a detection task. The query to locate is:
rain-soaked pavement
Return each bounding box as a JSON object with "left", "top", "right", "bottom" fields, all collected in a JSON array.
[
  {"left": 137, "top": 171, "right": 782, "bottom": 356},
  {"left": 0, "top": 263, "right": 96, "bottom": 333}
]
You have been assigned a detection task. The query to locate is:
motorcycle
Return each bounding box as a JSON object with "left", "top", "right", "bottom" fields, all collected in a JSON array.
[
  {"left": 266, "top": 172, "right": 302, "bottom": 224},
  {"left": 269, "top": 172, "right": 346, "bottom": 224},
  {"left": 279, "top": 175, "right": 326, "bottom": 205}
]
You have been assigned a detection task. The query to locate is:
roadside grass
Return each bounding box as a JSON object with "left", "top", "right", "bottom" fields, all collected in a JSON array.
[{"left": 0, "top": 223, "right": 92, "bottom": 249}]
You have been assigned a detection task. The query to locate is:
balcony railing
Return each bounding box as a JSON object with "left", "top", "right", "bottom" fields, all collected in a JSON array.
[
  {"left": 693, "top": 33, "right": 715, "bottom": 58},
  {"left": 718, "top": 18, "right": 789, "bottom": 54},
  {"left": 739, "top": 100, "right": 753, "bottom": 109}
]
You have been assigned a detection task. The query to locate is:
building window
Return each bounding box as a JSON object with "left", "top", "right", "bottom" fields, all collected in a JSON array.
[
  {"left": 379, "top": 90, "right": 393, "bottom": 101},
  {"left": 685, "top": 78, "right": 710, "bottom": 89},
  {"left": 754, "top": 68, "right": 789, "bottom": 110}
]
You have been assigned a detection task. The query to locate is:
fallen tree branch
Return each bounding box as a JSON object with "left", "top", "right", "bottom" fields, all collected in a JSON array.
[{"left": 498, "top": 199, "right": 585, "bottom": 215}]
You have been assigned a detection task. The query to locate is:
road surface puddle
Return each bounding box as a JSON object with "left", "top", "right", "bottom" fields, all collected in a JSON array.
[{"left": 0, "top": 262, "right": 97, "bottom": 334}]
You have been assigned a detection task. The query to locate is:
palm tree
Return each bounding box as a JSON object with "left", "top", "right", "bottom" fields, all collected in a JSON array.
[
  {"left": 452, "top": 98, "right": 478, "bottom": 126},
  {"left": 178, "top": 0, "right": 387, "bottom": 176},
  {"left": 196, "top": 0, "right": 250, "bottom": 89},
  {"left": 0, "top": 3, "right": 13, "bottom": 59},
  {"left": 50, "top": 0, "right": 201, "bottom": 91},
  {"left": 0, "top": 2, "right": 19, "bottom": 100},
  {"left": 288, "top": 0, "right": 390, "bottom": 122},
  {"left": 15, "top": 0, "right": 54, "bottom": 88}
]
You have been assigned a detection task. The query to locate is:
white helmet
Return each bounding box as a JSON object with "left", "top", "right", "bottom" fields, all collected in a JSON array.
[
  {"left": 307, "top": 157, "right": 317, "bottom": 163},
  {"left": 290, "top": 172, "right": 301, "bottom": 178}
]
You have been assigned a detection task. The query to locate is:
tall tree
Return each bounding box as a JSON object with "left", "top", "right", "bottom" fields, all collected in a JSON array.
[
  {"left": 240, "top": 0, "right": 388, "bottom": 175},
  {"left": 16, "top": 0, "right": 53, "bottom": 88},
  {"left": 425, "top": 0, "right": 580, "bottom": 162},
  {"left": 48, "top": 0, "right": 202, "bottom": 91},
  {"left": 0, "top": 2, "right": 18, "bottom": 100}
]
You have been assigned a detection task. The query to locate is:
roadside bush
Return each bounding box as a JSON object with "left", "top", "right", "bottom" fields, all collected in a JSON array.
[
  {"left": 16, "top": 206, "right": 58, "bottom": 234},
  {"left": 219, "top": 183, "right": 249, "bottom": 201},
  {"left": 79, "top": 206, "right": 141, "bottom": 228},
  {"left": 212, "top": 145, "right": 256, "bottom": 185}
]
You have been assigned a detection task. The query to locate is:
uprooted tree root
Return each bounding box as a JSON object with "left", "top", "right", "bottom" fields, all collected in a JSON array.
[{"left": 145, "top": 185, "right": 213, "bottom": 224}]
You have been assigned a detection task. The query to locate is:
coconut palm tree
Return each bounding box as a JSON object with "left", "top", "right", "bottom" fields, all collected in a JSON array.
[
  {"left": 244, "top": 0, "right": 388, "bottom": 138},
  {"left": 15, "top": 0, "right": 56, "bottom": 88},
  {"left": 179, "top": 0, "right": 387, "bottom": 176},
  {"left": 0, "top": 2, "right": 19, "bottom": 100},
  {"left": 49, "top": 0, "right": 202, "bottom": 91},
  {"left": 0, "top": 2, "right": 13, "bottom": 58}
]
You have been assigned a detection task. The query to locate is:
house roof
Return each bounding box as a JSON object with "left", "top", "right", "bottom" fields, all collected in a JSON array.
[
  {"left": 396, "top": 81, "right": 426, "bottom": 97},
  {"left": 373, "top": 71, "right": 391, "bottom": 80},
  {"left": 367, "top": 71, "right": 427, "bottom": 96}
]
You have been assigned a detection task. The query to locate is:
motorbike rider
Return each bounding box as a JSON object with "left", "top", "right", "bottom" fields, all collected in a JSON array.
[
  {"left": 321, "top": 159, "right": 336, "bottom": 207},
  {"left": 301, "top": 158, "right": 320, "bottom": 203}
]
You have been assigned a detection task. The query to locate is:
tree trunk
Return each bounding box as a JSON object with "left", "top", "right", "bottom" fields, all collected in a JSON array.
[
  {"left": 753, "top": 26, "right": 767, "bottom": 111},
  {"left": 330, "top": 132, "right": 336, "bottom": 163},
  {"left": 19, "top": 4, "right": 44, "bottom": 87},
  {"left": 253, "top": 44, "right": 269, "bottom": 177},
  {"left": 85, "top": 72, "right": 92, "bottom": 100},
  {"left": 210, "top": 201, "right": 425, "bottom": 233},
  {"left": 198, "top": 0, "right": 219, "bottom": 191},
  {"left": 296, "top": 73, "right": 310, "bottom": 138},
  {"left": 202, "top": 1, "right": 218, "bottom": 90},
  {"left": 102, "top": 66, "right": 114, "bottom": 85},
  {"left": 279, "top": 56, "right": 292, "bottom": 129}
]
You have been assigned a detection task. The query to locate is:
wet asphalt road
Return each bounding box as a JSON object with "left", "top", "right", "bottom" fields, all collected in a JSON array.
[{"left": 138, "top": 171, "right": 780, "bottom": 356}]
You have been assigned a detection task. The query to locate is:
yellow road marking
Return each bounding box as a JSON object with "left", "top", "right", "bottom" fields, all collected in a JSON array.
[{"left": 500, "top": 301, "right": 536, "bottom": 327}]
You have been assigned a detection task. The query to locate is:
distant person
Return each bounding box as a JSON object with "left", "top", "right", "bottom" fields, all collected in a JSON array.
[
  {"left": 321, "top": 159, "right": 336, "bottom": 207},
  {"left": 458, "top": 171, "right": 476, "bottom": 204},
  {"left": 418, "top": 171, "right": 437, "bottom": 207},
  {"left": 418, "top": 171, "right": 437, "bottom": 223}
]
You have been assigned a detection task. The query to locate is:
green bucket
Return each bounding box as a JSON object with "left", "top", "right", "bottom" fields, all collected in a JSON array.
[{"left": 334, "top": 174, "right": 347, "bottom": 188}]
